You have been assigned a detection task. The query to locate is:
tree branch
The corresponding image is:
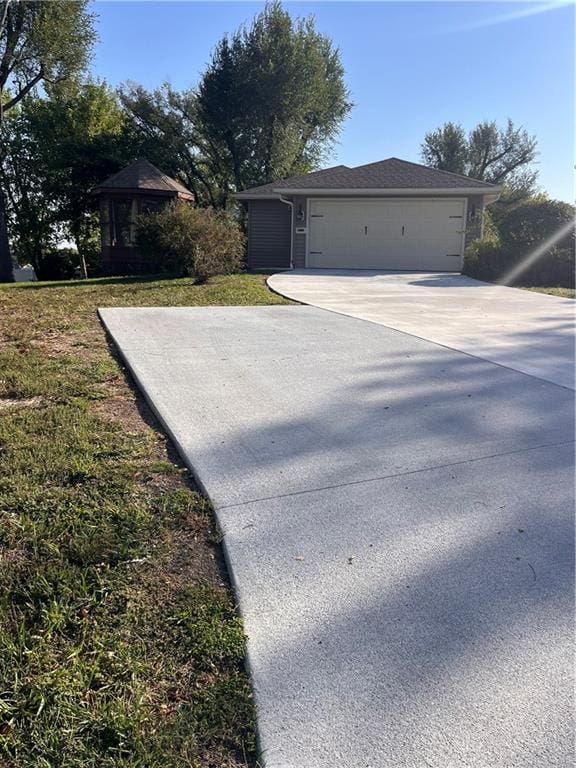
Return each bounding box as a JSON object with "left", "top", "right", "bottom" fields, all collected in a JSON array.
[{"left": 3, "top": 68, "right": 42, "bottom": 111}]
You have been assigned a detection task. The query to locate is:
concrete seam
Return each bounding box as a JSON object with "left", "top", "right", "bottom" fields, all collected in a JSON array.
[{"left": 215, "top": 438, "right": 575, "bottom": 511}]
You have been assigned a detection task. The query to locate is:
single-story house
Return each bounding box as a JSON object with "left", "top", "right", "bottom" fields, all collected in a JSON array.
[
  {"left": 92, "top": 159, "right": 194, "bottom": 274},
  {"left": 236, "top": 157, "right": 501, "bottom": 272}
]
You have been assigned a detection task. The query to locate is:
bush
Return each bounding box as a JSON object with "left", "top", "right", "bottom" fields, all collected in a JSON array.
[
  {"left": 35, "top": 248, "right": 79, "bottom": 281},
  {"left": 464, "top": 240, "right": 575, "bottom": 288},
  {"left": 463, "top": 197, "right": 575, "bottom": 287},
  {"left": 463, "top": 239, "right": 501, "bottom": 282},
  {"left": 498, "top": 198, "right": 574, "bottom": 253},
  {"left": 135, "top": 202, "right": 245, "bottom": 282},
  {"left": 514, "top": 245, "right": 575, "bottom": 287},
  {"left": 482, "top": 208, "right": 501, "bottom": 247}
]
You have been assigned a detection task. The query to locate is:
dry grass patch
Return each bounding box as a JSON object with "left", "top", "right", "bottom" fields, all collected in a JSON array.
[{"left": 520, "top": 285, "right": 575, "bottom": 299}]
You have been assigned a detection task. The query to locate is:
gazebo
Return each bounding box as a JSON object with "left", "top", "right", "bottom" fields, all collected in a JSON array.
[{"left": 92, "top": 159, "right": 194, "bottom": 274}]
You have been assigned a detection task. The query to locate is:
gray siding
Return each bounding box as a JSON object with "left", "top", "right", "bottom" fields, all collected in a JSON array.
[{"left": 246, "top": 199, "right": 291, "bottom": 270}]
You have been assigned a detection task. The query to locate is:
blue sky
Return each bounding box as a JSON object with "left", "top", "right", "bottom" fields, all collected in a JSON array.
[{"left": 92, "top": 1, "right": 574, "bottom": 201}]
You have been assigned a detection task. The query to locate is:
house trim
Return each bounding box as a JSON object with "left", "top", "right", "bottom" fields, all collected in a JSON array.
[{"left": 275, "top": 187, "right": 501, "bottom": 199}]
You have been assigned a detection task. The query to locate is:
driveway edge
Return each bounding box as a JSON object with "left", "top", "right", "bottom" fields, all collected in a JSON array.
[{"left": 97, "top": 308, "right": 268, "bottom": 768}]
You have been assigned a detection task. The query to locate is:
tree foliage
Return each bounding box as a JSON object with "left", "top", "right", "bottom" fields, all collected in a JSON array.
[
  {"left": 120, "top": 83, "right": 226, "bottom": 207},
  {"left": 419, "top": 121, "right": 467, "bottom": 175},
  {"left": 123, "top": 2, "right": 352, "bottom": 207},
  {"left": 197, "top": 1, "right": 351, "bottom": 194},
  {"left": 0, "top": 103, "right": 56, "bottom": 268},
  {"left": 0, "top": 0, "right": 96, "bottom": 117},
  {"left": 0, "top": 82, "right": 128, "bottom": 275},
  {"left": 421, "top": 119, "right": 538, "bottom": 196},
  {"left": 0, "top": 0, "right": 97, "bottom": 281},
  {"left": 30, "top": 81, "right": 128, "bottom": 272}
]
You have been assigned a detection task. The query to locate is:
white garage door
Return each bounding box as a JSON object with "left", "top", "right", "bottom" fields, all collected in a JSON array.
[{"left": 307, "top": 198, "right": 466, "bottom": 271}]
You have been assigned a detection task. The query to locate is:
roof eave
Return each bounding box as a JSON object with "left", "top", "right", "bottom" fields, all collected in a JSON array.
[
  {"left": 91, "top": 186, "right": 193, "bottom": 199},
  {"left": 272, "top": 186, "right": 502, "bottom": 196},
  {"left": 235, "top": 193, "right": 281, "bottom": 200}
]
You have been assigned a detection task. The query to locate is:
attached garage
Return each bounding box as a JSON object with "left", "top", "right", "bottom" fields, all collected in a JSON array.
[
  {"left": 237, "top": 158, "right": 500, "bottom": 272},
  {"left": 308, "top": 198, "right": 466, "bottom": 271}
]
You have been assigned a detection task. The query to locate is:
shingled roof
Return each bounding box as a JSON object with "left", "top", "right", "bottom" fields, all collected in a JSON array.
[
  {"left": 236, "top": 157, "right": 499, "bottom": 197},
  {"left": 93, "top": 159, "right": 194, "bottom": 199}
]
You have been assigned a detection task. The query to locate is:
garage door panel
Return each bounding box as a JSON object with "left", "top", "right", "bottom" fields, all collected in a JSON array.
[{"left": 308, "top": 199, "right": 465, "bottom": 271}]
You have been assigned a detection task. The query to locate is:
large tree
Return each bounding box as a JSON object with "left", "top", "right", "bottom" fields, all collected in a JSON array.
[
  {"left": 421, "top": 119, "right": 538, "bottom": 202},
  {"left": 0, "top": 81, "right": 128, "bottom": 278},
  {"left": 34, "top": 81, "right": 127, "bottom": 277},
  {"left": 0, "top": 103, "right": 57, "bottom": 271},
  {"left": 0, "top": 0, "right": 96, "bottom": 281},
  {"left": 120, "top": 83, "right": 226, "bottom": 207},
  {"left": 420, "top": 121, "right": 468, "bottom": 176},
  {"left": 196, "top": 1, "right": 352, "bottom": 201},
  {"left": 122, "top": 3, "right": 352, "bottom": 209}
]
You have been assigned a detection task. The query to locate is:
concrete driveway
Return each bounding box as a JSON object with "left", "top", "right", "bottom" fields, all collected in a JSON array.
[
  {"left": 267, "top": 270, "right": 576, "bottom": 389},
  {"left": 100, "top": 304, "right": 574, "bottom": 768}
]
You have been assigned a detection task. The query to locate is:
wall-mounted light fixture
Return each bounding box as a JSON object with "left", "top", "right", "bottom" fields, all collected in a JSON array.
[
  {"left": 469, "top": 204, "right": 477, "bottom": 221},
  {"left": 297, "top": 203, "right": 305, "bottom": 222}
]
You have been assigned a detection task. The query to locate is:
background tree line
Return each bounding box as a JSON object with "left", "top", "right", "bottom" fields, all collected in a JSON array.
[
  {"left": 0, "top": 0, "right": 572, "bottom": 284},
  {"left": 421, "top": 121, "right": 574, "bottom": 286},
  {"left": 0, "top": 0, "right": 352, "bottom": 279}
]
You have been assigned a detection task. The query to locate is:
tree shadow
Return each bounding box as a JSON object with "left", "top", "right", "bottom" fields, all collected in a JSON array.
[
  {"left": 101, "top": 304, "right": 575, "bottom": 764},
  {"left": 227, "top": 456, "right": 574, "bottom": 764}
]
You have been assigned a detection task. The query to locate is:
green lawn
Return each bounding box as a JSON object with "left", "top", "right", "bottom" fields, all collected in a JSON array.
[
  {"left": 520, "top": 285, "right": 575, "bottom": 299},
  {"left": 0, "top": 274, "right": 291, "bottom": 768}
]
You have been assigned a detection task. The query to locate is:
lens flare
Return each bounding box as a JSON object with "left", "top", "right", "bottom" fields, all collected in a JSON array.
[
  {"left": 428, "top": 0, "right": 573, "bottom": 36},
  {"left": 498, "top": 218, "right": 575, "bottom": 287}
]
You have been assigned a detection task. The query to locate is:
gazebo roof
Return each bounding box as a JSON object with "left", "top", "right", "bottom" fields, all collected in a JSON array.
[{"left": 93, "top": 159, "right": 194, "bottom": 199}]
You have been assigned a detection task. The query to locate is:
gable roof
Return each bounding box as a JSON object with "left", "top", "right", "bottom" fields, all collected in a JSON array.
[
  {"left": 93, "top": 159, "right": 194, "bottom": 199},
  {"left": 236, "top": 157, "right": 499, "bottom": 198},
  {"left": 238, "top": 165, "right": 353, "bottom": 196}
]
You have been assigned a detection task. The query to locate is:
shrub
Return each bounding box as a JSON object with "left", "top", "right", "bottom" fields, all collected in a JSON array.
[
  {"left": 514, "top": 245, "right": 575, "bottom": 287},
  {"left": 35, "top": 248, "right": 79, "bottom": 281},
  {"left": 498, "top": 198, "right": 574, "bottom": 253},
  {"left": 463, "top": 239, "right": 501, "bottom": 282},
  {"left": 482, "top": 208, "right": 501, "bottom": 247},
  {"left": 135, "top": 202, "right": 245, "bottom": 282},
  {"left": 464, "top": 240, "right": 575, "bottom": 287},
  {"left": 464, "top": 197, "right": 575, "bottom": 287}
]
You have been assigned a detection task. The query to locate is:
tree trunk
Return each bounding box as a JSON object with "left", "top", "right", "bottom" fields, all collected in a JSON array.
[
  {"left": 72, "top": 223, "right": 88, "bottom": 279},
  {"left": 78, "top": 251, "right": 88, "bottom": 280},
  {"left": 74, "top": 235, "right": 88, "bottom": 279},
  {"left": 0, "top": 189, "right": 14, "bottom": 282}
]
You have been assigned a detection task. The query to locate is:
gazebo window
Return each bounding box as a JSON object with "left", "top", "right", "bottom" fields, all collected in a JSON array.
[
  {"left": 141, "top": 197, "right": 165, "bottom": 215},
  {"left": 100, "top": 200, "right": 110, "bottom": 246},
  {"left": 110, "top": 198, "right": 139, "bottom": 247}
]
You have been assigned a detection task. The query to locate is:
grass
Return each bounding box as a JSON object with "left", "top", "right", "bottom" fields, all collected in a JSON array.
[
  {"left": 520, "top": 285, "right": 575, "bottom": 299},
  {"left": 0, "top": 273, "right": 291, "bottom": 768}
]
